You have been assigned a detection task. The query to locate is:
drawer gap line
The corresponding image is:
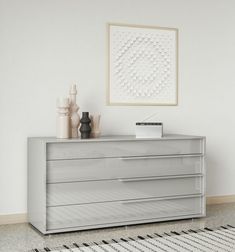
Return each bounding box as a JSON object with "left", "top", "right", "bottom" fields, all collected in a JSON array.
[
  {"left": 46, "top": 194, "right": 204, "bottom": 208},
  {"left": 46, "top": 153, "right": 204, "bottom": 162},
  {"left": 46, "top": 173, "right": 204, "bottom": 184}
]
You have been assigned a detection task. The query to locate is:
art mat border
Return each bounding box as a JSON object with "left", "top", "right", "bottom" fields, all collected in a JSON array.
[{"left": 107, "top": 23, "right": 179, "bottom": 106}]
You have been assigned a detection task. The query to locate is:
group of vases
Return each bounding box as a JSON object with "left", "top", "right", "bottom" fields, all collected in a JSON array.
[{"left": 56, "top": 83, "right": 101, "bottom": 139}]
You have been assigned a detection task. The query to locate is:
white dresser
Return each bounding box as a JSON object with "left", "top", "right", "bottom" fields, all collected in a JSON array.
[{"left": 28, "top": 134, "right": 206, "bottom": 234}]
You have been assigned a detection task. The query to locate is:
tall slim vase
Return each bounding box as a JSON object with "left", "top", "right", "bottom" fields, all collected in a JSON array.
[{"left": 69, "top": 83, "right": 80, "bottom": 138}]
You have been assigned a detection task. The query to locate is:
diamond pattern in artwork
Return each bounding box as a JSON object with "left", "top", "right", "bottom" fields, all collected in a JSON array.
[{"left": 109, "top": 24, "right": 178, "bottom": 105}]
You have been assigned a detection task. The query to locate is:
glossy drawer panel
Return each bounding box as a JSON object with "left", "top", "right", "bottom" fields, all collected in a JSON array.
[
  {"left": 47, "top": 196, "right": 203, "bottom": 230},
  {"left": 47, "top": 155, "right": 203, "bottom": 183},
  {"left": 47, "top": 176, "right": 202, "bottom": 206},
  {"left": 47, "top": 139, "right": 203, "bottom": 160}
]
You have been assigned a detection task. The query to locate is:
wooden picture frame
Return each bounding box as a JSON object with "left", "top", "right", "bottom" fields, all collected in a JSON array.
[{"left": 107, "top": 23, "right": 178, "bottom": 106}]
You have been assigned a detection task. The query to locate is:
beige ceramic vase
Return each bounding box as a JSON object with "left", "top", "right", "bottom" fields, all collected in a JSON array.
[
  {"left": 56, "top": 97, "right": 70, "bottom": 139},
  {"left": 90, "top": 114, "right": 101, "bottom": 138}
]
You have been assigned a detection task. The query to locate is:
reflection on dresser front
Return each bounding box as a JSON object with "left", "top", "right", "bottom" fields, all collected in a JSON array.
[{"left": 28, "top": 134, "right": 206, "bottom": 234}]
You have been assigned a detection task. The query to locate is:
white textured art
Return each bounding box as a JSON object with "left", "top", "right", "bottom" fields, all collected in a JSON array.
[{"left": 108, "top": 24, "right": 178, "bottom": 105}]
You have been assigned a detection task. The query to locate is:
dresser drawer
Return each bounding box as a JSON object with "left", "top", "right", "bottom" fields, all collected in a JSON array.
[
  {"left": 47, "top": 139, "right": 203, "bottom": 160},
  {"left": 47, "top": 155, "right": 203, "bottom": 183},
  {"left": 47, "top": 196, "right": 203, "bottom": 230},
  {"left": 47, "top": 176, "right": 202, "bottom": 206}
]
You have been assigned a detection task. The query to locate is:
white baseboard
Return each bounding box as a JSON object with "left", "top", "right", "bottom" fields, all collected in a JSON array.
[
  {"left": 1, "top": 196, "right": 235, "bottom": 225},
  {"left": 0, "top": 213, "right": 27, "bottom": 225}
]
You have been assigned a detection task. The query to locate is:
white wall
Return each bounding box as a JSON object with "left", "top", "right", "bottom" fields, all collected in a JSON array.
[{"left": 1, "top": 0, "right": 235, "bottom": 215}]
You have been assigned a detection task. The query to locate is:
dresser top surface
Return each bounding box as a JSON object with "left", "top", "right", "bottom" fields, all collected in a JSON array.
[{"left": 28, "top": 134, "right": 205, "bottom": 143}]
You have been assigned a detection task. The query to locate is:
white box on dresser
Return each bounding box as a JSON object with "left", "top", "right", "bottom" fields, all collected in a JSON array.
[{"left": 27, "top": 134, "right": 206, "bottom": 234}]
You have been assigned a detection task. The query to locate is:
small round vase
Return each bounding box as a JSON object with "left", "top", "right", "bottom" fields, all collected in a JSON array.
[{"left": 79, "top": 112, "right": 91, "bottom": 139}]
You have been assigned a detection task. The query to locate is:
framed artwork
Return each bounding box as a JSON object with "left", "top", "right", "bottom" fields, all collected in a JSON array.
[{"left": 107, "top": 23, "right": 178, "bottom": 106}]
